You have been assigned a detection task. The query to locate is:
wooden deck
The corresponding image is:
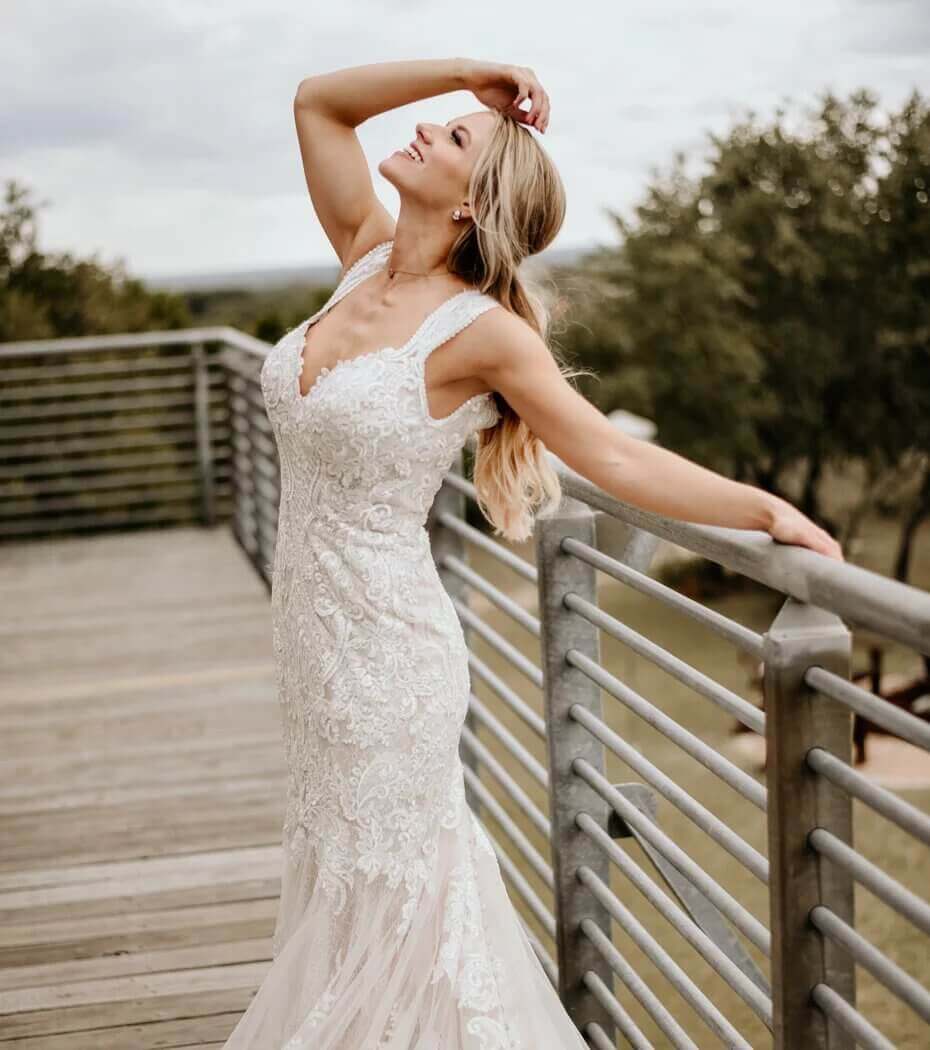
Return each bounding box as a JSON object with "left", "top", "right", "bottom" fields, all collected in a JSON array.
[{"left": 0, "top": 525, "right": 283, "bottom": 1048}]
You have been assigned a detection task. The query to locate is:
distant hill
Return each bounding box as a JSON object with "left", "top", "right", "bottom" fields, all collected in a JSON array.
[{"left": 140, "top": 241, "right": 596, "bottom": 293}]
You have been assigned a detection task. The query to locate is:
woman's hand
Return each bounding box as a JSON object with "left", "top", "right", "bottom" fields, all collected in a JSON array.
[
  {"left": 767, "top": 496, "right": 845, "bottom": 562},
  {"left": 461, "top": 60, "right": 550, "bottom": 132}
]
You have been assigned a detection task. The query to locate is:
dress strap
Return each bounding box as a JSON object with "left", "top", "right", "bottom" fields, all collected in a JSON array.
[
  {"left": 333, "top": 240, "right": 393, "bottom": 298},
  {"left": 300, "top": 240, "right": 392, "bottom": 332},
  {"left": 408, "top": 290, "right": 502, "bottom": 364}
]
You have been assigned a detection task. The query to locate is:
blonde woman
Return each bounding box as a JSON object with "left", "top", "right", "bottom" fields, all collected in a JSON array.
[{"left": 223, "top": 57, "right": 842, "bottom": 1050}]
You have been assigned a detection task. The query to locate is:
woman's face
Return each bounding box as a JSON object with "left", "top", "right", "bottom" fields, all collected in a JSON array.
[{"left": 379, "top": 110, "right": 496, "bottom": 210}]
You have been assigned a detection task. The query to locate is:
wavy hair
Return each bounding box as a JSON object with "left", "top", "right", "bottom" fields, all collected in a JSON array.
[{"left": 446, "top": 109, "right": 586, "bottom": 543}]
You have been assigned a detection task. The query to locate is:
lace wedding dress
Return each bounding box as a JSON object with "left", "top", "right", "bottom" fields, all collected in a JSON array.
[{"left": 222, "top": 240, "right": 589, "bottom": 1048}]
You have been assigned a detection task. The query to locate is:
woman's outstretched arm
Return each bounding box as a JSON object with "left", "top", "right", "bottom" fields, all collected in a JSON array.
[{"left": 474, "top": 309, "right": 844, "bottom": 560}]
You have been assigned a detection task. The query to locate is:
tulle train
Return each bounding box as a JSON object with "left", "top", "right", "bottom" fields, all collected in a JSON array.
[{"left": 221, "top": 801, "right": 588, "bottom": 1048}]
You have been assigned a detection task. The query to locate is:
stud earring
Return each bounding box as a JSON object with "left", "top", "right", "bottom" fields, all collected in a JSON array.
[{"left": 452, "top": 209, "right": 461, "bottom": 220}]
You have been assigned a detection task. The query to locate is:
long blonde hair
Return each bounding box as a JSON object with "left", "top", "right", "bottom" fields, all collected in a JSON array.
[{"left": 446, "top": 109, "right": 582, "bottom": 542}]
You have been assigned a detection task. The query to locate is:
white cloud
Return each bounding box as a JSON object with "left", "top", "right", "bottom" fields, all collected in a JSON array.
[{"left": 1, "top": 0, "right": 925, "bottom": 278}]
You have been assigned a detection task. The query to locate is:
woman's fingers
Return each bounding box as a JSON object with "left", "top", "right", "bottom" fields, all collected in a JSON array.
[
  {"left": 532, "top": 92, "right": 550, "bottom": 131},
  {"left": 494, "top": 64, "right": 551, "bottom": 132},
  {"left": 524, "top": 76, "right": 549, "bottom": 132}
]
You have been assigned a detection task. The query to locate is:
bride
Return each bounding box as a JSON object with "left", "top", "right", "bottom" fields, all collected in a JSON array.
[{"left": 222, "top": 57, "right": 843, "bottom": 1049}]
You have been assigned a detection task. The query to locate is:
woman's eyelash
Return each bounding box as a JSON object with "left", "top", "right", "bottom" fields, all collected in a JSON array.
[{"left": 452, "top": 129, "right": 461, "bottom": 146}]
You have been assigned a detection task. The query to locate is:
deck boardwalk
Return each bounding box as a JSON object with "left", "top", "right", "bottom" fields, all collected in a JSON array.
[{"left": 0, "top": 526, "right": 282, "bottom": 1048}]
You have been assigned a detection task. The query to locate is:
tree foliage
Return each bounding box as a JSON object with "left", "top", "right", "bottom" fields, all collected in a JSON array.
[
  {"left": 560, "top": 88, "right": 930, "bottom": 578},
  {"left": 0, "top": 179, "right": 192, "bottom": 342}
]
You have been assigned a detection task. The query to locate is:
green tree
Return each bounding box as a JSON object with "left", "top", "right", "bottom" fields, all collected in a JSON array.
[
  {"left": 561, "top": 89, "right": 930, "bottom": 580},
  {"left": 0, "top": 178, "right": 191, "bottom": 342}
]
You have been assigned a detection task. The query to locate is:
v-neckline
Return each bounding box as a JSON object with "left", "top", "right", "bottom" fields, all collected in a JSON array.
[{"left": 295, "top": 245, "right": 479, "bottom": 402}]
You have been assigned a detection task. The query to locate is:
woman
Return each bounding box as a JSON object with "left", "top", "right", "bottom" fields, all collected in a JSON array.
[{"left": 224, "top": 57, "right": 843, "bottom": 1050}]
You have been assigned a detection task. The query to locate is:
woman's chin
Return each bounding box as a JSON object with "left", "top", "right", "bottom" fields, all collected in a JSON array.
[{"left": 379, "top": 153, "right": 403, "bottom": 173}]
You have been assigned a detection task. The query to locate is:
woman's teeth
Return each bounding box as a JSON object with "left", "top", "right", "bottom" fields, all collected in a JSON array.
[{"left": 403, "top": 146, "right": 423, "bottom": 163}]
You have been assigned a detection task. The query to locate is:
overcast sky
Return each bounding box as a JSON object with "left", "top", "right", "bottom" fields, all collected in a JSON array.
[{"left": 2, "top": 0, "right": 926, "bottom": 280}]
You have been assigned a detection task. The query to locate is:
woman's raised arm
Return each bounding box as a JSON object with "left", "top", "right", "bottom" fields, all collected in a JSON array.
[{"left": 293, "top": 59, "right": 471, "bottom": 270}]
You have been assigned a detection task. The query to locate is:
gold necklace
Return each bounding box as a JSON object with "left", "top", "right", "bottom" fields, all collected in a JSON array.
[{"left": 387, "top": 263, "right": 451, "bottom": 280}]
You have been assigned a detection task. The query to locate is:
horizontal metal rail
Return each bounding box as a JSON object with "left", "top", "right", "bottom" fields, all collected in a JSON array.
[
  {"left": 1, "top": 354, "right": 213, "bottom": 382},
  {"left": 0, "top": 447, "right": 209, "bottom": 481},
  {"left": 466, "top": 651, "right": 547, "bottom": 739},
  {"left": 0, "top": 407, "right": 229, "bottom": 442},
  {"left": 570, "top": 703, "right": 769, "bottom": 883},
  {"left": 561, "top": 535, "right": 765, "bottom": 659},
  {"left": 580, "top": 916, "right": 700, "bottom": 1050},
  {"left": 577, "top": 863, "right": 752, "bottom": 1048},
  {"left": 517, "top": 917, "right": 558, "bottom": 987},
  {"left": 558, "top": 464, "right": 930, "bottom": 654},
  {"left": 465, "top": 692, "right": 549, "bottom": 788},
  {"left": 806, "top": 746, "right": 930, "bottom": 845},
  {"left": 806, "top": 664, "right": 930, "bottom": 751},
  {"left": 434, "top": 502, "right": 539, "bottom": 583},
  {"left": 461, "top": 763, "right": 554, "bottom": 891},
  {"left": 1, "top": 389, "right": 227, "bottom": 420},
  {"left": 810, "top": 905, "right": 930, "bottom": 1022},
  {"left": 583, "top": 971, "right": 655, "bottom": 1050},
  {"left": 1, "top": 371, "right": 226, "bottom": 404},
  {"left": 452, "top": 597, "right": 545, "bottom": 688},
  {"left": 564, "top": 591, "right": 765, "bottom": 733},
  {"left": 0, "top": 428, "right": 222, "bottom": 463},
  {"left": 459, "top": 724, "right": 551, "bottom": 839},
  {"left": 439, "top": 552, "right": 541, "bottom": 636},
  {"left": 0, "top": 324, "right": 269, "bottom": 357},
  {"left": 482, "top": 821, "right": 557, "bottom": 938},
  {"left": 808, "top": 827, "right": 930, "bottom": 936},
  {"left": 574, "top": 757, "right": 771, "bottom": 955},
  {"left": 811, "top": 984, "right": 895, "bottom": 1050},
  {"left": 567, "top": 648, "right": 767, "bottom": 810},
  {"left": 576, "top": 812, "right": 772, "bottom": 1025},
  {"left": 0, "top": 480, "right": 227, "bottom": 517}
]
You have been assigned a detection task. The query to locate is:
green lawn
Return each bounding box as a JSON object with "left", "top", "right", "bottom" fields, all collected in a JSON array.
[{"left": 463, "top": 508, "right": 930, "bottom": 1048}]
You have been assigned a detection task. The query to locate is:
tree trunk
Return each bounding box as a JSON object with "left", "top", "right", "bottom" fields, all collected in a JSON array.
[{"left": 893, "top": 460, "right": 930, "bottom": 583}]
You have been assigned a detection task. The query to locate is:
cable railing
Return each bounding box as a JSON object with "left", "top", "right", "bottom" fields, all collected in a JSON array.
[{"left": 2, "top": 326, "right": 928, "bottom": 1048}]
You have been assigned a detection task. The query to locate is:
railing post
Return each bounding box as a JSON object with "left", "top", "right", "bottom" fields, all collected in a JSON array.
[
  {"left": 763, "top": 597, "right": 855, "bottom": 1050},
  {"left": 191, "top": 342, "right": 215, "bottom": 525},
  {"left": 536, "top": 493, "right": 615, "bottom": 1038},
  {"left": 431, "top": 453, "right": 481, "bottom": 820}
]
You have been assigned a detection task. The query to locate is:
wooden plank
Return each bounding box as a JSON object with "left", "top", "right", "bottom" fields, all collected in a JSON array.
[
  {"left": 0, "top": 961, "right": 269, "bottom": 1015},
  {"left": 0, "top": 733, "right": 281, "bottom": 794},
  {"left": 0, "top": 769, "right": 284, "bottom": 816},
  {"left": 0, "top": 846, "right": 279, "bottom": 895},
  {"left": 0, "top": 850, "right": 281, "bottom": 918},
  {"left": 0, "top": 898, "right": 277, "bottom": 968},
  {"left": 0, "top": 527, "right": 282, "bottom": 1043},
  {"left": 0, "top": 939, "right": 270, "bottom": 993},
  {"left": 0, "top": 1013, "right": 239, "bottom": 1049},
  {"left": 0, "top": 987, "right": 255, "bottom": 1040}
]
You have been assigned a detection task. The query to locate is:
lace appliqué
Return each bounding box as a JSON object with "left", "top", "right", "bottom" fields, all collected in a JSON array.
[
  {"left": 257, "top": 239, "right": 518, "bottom": 1047},
  {"left": 430, "top": 825, "right": 525, "bottom": 1049}
]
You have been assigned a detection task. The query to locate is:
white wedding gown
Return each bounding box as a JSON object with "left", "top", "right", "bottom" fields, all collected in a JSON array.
[{"left": 222, "top": 239, "right": 589, "bottom": 1048}]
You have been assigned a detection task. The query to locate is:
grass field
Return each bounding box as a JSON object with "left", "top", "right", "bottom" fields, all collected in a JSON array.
[{"left": 463, "top": 505, "right": 930, "bottom": 1048}]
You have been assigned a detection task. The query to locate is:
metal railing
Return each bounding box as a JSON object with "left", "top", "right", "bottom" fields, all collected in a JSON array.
[
  {"left": 0, "top": 327, "right": 271, "bottom": 538},
  {"left": 2, "top": 326, "right": 928, "bottom": 1048},
  {"left": 436, "top": 468, "right": 930, "bottom": 1049}
]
